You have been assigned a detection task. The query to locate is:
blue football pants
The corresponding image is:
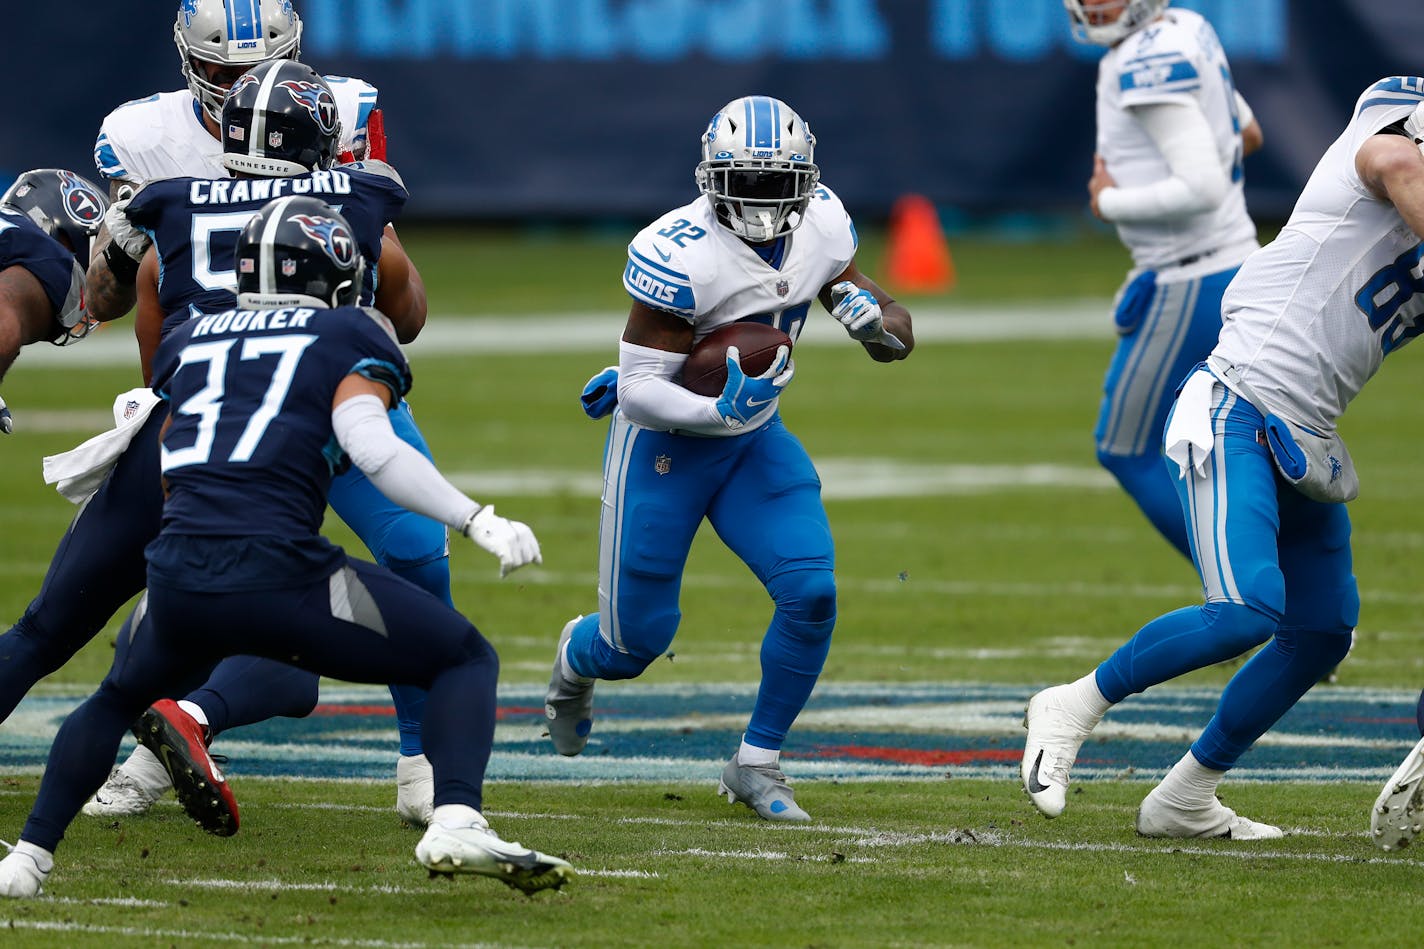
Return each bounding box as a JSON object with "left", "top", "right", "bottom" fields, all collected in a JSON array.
[
  {"left": 565, "top": 413, "right": 837, "bottom": 751},
  {"left": 1096, "top": 268, "right": 1238, "bottom": 559},
  {"left": 1095, "top": 378, "right": 1358, "bottom": 771},
  {"left": 21, "top": 555, "right": 494, "bottom": 853}
]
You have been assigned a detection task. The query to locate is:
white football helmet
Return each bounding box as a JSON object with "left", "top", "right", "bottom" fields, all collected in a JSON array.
[
  {"left": 175, "top": 0, "right": 303, "bottom": 122},
  {"left": 1063, "top": 0, "right": 1168, "bottom": 46},
  {"left": 695, "top": 96, "right": 820, "bottom": 243}
]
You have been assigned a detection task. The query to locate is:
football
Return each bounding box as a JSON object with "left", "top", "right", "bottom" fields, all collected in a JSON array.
[{"left": 680, "top": 322, "right": 793, "bottom": 397}]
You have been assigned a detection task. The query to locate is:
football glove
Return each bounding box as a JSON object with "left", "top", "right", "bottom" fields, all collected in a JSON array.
[
  {"left": 830, "top": 281, "right": 906, "bottom": 350},
  {"left": 103, "top": 197, "right": 150, "bottom": 262},
  {"left": 579, "top": 366, "right": 619, "bottom": 420},
  {"left": 715, "top": 344, "right": 793, "bottom": 431},
  {"left": 462, "top": 505, "right": 541, "bottom": 578},
  {"left": 0, "top": 394, "right": 11, "bottom": 435}
]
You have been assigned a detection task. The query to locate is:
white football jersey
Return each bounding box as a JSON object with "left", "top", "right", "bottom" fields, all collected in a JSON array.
[
  {"left": 1095, "top": 8, "right": 1256, "bottom": 271},
  {"left": 623, "top": 184, "right": 858, "bottom": 432},
  {"left": 1216, "top": 77, "right": 1424, "bottom": 434},
  {"left": 93, "top": 78, "right": 378, "bottom": 189}
]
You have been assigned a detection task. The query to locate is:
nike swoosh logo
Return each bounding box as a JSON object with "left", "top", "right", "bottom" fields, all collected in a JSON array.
[
  {"left": 655, "top": 245, "right": 672, "bottom": 262},
  {"left": 1026, "top": 750, "right": 1051, "bottom": 793},
  {"left": 745, "top": 396, "right": 776, "bottom": 408}
]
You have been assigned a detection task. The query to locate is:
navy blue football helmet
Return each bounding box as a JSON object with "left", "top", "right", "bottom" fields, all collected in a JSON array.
[
  {"left": 0, "top": 168, "right": 109, "bottom": 263},
  {"left": 222, "top": 60, "right": 340, "bottom": 177},
  {"left": 235, "top": 195, "right": 363, "bottom": 310}
]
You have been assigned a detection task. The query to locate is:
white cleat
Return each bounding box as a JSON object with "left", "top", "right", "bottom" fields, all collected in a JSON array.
[
  {"left": 1021, "top": 685, "right": 1098, "bottom": 818},
  {"left": 1136, "top": 787, "right": 1283, "bottom": 840},
  {"left": 0, "top": 845, "right": 51, "bottom": 899},
  {"left": 396, "top": 754, "right": 435, "bottom": 827},
  {"left": 416, "top": 816, "right": 574, "bottom": 895},
  {"left": 81, "top": 746, "right": 172, "bottom": 818},
  {"left": 1371, "top": 734, "right": 1424, "bottom": 852}
]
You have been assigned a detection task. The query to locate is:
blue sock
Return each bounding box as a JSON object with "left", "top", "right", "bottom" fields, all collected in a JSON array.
[
  {"left": 1096, "top": 601, "right": 1277, "bottom": 704},
  {"left": 382, "top": 557, "right": 454, "bottom": 756}
]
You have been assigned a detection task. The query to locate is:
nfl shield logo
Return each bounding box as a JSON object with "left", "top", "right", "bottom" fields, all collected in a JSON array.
[
  {"left": 123, "top": 400, "right": 140, "bottom": 420},
  {"left": 654, "top": 454, "right": 672, "bottom": 475},
  {"left": 268, "top": 131, "right": 284, "bottom": 148},
  {"left": 282, "top": 259, "right": 298, "bottom": 276},
  {"left": 775, "top": 279, "right": 790, "bottom": 298}
]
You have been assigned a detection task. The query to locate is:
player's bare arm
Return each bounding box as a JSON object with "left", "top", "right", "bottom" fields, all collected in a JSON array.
[
  {"left": 0, "top": 266, "right": 55, "bottom": 383},
  {"left": 819, "top": 262, "right": 914, "bottom": 362},
  {"left": 1242, "top": 116, "right": 1264, "bottom": 157},
  {"left": 622, "top": 300, "right": 695, "bottom": 354},
  {"left": 134, "top": 249, "right": 163, "bottom": 386},
  {"left": 1357, "top": 133, "right": 1424, "bottom": 238},
  {"left": 374, "top": 226, "right": 427, "bottom": 343},
  {"left": 84, "top": 179, "right": 139, "bottom": 323}
]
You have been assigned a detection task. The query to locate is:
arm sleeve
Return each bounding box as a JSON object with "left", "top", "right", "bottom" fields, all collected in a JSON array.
[
  {"left": 1096, "top": 100, "right": 1230, "bottom": 223},
  {"left": 615, "top": 340, "right": 727, "bottom": 435},
  {"left": 332, "top": 393, "right": 478, "bottom": 531}
]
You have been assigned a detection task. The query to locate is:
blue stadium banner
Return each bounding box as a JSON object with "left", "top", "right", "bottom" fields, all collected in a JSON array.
[{"left": 2, "top": 1, "right": 1419, "bottom": 220}]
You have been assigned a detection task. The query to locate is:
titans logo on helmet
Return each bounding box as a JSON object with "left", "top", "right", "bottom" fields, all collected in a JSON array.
[
  {"left": 278, "top": 81, "right": 339, "bottom": 136},
  {"left": 230, "top": 72, "right": 260, "bottom": 100},
  {"left": 58, "top": 170, "right": 105, "bottom": 227},
  {"left": 291, "top": 214, "right": 357, "bottom": 268}
]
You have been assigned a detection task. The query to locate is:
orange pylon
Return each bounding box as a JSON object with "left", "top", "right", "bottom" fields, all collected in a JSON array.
[{"left": 883, "top": 194, "right": 955, "bottom": 294}]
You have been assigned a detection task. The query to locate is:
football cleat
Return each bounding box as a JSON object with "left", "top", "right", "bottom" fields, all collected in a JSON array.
[
  {"left": 396, "top": 753, "right": 435, "bottom": 827},
  {"left": 717, "top": 756, "right": 811, "bottom": 822},
  {"left": 1371, "top": 734, "right": 1424, "bottom": 851},
  {"left": 1136, "top": 788, "right": 1283, "bottom": 840},
  {"left": 133, "top": 699, "right": 239, "bottom": 837},
  {"left": 0, "top": 845, "right": 49, "bottom": 899},
  {"left": 544, "top": 616, "right": 595, "bottom": 756},
  {"left": 415, "top": 817, "right": 574, "bottom": 895},
  {"left": 1021, "top": 684, "right": 1100, "bottom": 818},
  {"left": 82, "top": 750, "right": 170, "bottom": 818}
]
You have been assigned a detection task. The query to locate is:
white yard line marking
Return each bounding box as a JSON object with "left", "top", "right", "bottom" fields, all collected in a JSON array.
[{"left": 0, "top": 920, "right": 471, "bottom": 948}]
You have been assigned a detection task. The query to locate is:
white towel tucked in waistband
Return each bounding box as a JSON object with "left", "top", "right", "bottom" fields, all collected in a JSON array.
[
  {"left": 42, "top": 388, "right": 161, "bottom": 504},
  {"left": 1163, "top": 368, "right": 1216, "bottom": 480}
]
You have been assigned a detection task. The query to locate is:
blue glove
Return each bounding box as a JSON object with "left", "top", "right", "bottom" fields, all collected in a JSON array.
[
  {"left": 579, "top": 366, "right": 619, "bottom": 420},
  {"left": 0, "top": 394, "right": 11, "bottom": 434},
  {"left": 715, "top": 344, "right": 793, "bottom": 431}
]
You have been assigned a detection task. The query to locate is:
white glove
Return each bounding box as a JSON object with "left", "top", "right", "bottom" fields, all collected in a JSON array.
[
  {"left": 462, "top": 505, "right": 541, "bottom": 578},
  {"left": 830, "top": 281, "right": 884, "bottom": 341},
  {"left": 103, "top": 197, "right": 151, "bottom": 262},
  {"left": 0, "top": 394, "right": 11, "bottom": 434}
]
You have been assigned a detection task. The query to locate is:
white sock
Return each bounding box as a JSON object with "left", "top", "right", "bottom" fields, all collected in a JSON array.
[
  {"left": 176, "top": 700, "right": 209, "bottom": 731},
  {"left": 736, "top": 739, "right": 778, "bottom": 768},
  {"left": 15, "top": 841, "right": 53, "bottom": 874},
  {"left": 1065, "top": 672, "right": 1112, "bottom": 721},
  {"left": 1155, "top": 749, "right": 1224, "bottom": 809},
  {"left": 432, "top": 803, "right": 484, "bottom": 830}
]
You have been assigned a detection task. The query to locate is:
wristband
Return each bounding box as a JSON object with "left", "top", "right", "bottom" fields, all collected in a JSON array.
[{"left": 103, "top": 241, "right": 140, "bottom": 285}]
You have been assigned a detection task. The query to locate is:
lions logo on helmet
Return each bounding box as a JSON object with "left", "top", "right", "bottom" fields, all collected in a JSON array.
[
  {"left": 58, "top": 171, "right": 105, "bottom": 229},
  {"left": 180, "top": 0, "right": 199, "bottom": 28},
  {"left": 291, "top": 213, "right": 357, "bottom": 268},
  {"left": 278, "top": 80, "right": 339, "bottom": 137}
]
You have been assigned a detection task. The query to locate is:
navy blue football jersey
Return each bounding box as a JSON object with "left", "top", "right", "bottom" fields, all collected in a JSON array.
[
  {"left": 151, "top": 304, "right": 411, "bottom": 542},
  {"left": 0, "top": 206, "right": 86, "bottom": 335},
  {"left": 125, "top": 163, "right": 406, "bottom": 339}
]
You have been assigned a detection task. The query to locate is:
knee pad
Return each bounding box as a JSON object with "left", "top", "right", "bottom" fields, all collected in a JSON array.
[
  {"left": 1201, "top": 600, "right": 1279, "bottom": 656},
  {"left": 766, "top": 568, "right": 837, "bottom": 641}
]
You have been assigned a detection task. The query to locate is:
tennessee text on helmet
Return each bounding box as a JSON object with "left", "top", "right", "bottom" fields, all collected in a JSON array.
[
  {"left": 222, "top": 60, "right": 342, "bottom": 177},
  {"left": 176, "top": 0, "right": 303, "bottom": 123},
  {"left": 234, "top": 195, "right": 364, "bottom": 310},
  {"left": 0, "top": 168, "right": 108, "bottom": 344},
  {"left": 1063, "top": 0, "right": 1169, "bottom": 46},
  {"left": 695, "top": 95, "right": 820, "bottom": 244}
]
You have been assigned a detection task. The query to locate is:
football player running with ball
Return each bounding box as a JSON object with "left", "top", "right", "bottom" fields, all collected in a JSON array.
[{"left": 547, "top": 95, "right": 914, "bottom": 822}]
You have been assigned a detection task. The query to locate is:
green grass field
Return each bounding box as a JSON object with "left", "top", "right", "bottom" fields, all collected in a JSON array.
[{"left": 2, "top": 228, "right": 1424, "bottom": 947}]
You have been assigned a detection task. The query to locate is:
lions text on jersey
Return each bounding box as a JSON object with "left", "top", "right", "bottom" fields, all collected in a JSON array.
[
  {"left": 622, "top": 184, "right": 856, "bottom": 434},
  {"left": 124, "top": 163, "right": 407, "bottom": 338}
]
